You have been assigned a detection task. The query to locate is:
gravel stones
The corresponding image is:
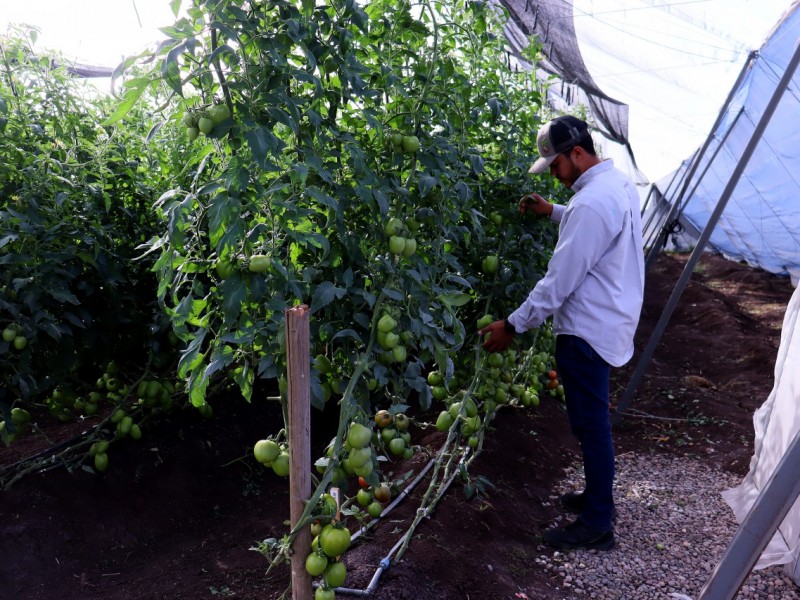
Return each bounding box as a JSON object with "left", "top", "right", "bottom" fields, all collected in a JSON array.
[{"left": 533, "top": 453, "right": 799, "bottom": 599}]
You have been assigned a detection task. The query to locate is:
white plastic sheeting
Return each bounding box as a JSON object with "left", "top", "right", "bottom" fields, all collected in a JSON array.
[
  {"left": 653, "top": 3, "right": 800, "bottom": 283},
  {"left": 721, "top": 282, "right": 800, "bottom": 580}
]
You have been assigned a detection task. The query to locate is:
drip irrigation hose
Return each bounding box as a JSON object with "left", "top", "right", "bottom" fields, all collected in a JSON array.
[
  {"left": 327, "top": 445, "right": 472, "bottom": 596},
  {"left": 350, "top": 453, "right": 437, "bottom": 544}
]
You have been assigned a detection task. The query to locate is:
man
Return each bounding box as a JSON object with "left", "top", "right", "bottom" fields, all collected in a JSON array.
[{"left": 479, "top": 115, "right": 644, "bottom": 551}]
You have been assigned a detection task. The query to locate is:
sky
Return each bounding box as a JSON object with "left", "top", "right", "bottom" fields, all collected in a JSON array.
[
  {"left": 0, "top": 0, "right": 176, "bottom": 68},
  {"left": 0, "top": 0, "right": 794, "bottom": 184}
]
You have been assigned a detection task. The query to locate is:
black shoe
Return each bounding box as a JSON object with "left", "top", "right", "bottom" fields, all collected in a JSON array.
[
  {"left": 543, "top": 519, "right": 615, "bottom": 551},
  {"left": 559, "top": 490, "right": 586, "bottom": 513},
  {"left": 559, "top": 490, "right": 619, "bottom": 522}
]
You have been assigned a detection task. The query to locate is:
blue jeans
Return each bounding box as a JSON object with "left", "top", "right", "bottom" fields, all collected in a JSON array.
[{"left": 555, "top": 334, "right": 615, "bottom": 531}]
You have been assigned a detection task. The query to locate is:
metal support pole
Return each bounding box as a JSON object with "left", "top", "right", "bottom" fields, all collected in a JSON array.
[
  {"left": 699, "top": 428, "right": 800, "bottom": 599},
  {"left": 614, "top": 42, "right": 800, "bottom": 424}
]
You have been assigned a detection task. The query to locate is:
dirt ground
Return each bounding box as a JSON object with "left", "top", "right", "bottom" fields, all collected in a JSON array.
[{"left": 1, "top": 251, "right": 796, "bottom": 600}]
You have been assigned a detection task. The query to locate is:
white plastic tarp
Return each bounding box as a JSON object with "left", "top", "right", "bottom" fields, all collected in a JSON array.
[
  {"left": 722, "top": 282, "right": 800, "bottom": 578},
  {"left": 656, "top": 4, "right": 800, "bottom": 283}
]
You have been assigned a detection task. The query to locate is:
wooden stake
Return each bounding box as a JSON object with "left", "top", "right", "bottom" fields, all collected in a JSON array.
[{"left": 285, "top": 305, "right": 312, "bottom": 600}]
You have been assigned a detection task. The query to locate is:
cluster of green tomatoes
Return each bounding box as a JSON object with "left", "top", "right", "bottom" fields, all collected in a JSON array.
[
  {"left": 253, "top": 437, "right": 291, "bottom": 477},
  {"left": 386, "top": 130, "right": 420, "bottom": 154},
  {"left": 384, "top": 216, "right": 418, "bottom": 259},
  {"left": 182, "top": 103, "right": 232, "bottom": 141},
  {"left": 2, "top": 323, "right": 27, "bottom": 351},
  {"left": 0, "top": 406, "right": 31, "bottom": 444},
  {"left": 306, "top": 508, "right": 351, "bottom": 600}
]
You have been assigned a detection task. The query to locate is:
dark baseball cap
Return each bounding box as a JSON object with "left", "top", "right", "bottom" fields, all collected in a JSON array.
[{"left": 528, "top": 116, "right": 591, "bottom": 174}]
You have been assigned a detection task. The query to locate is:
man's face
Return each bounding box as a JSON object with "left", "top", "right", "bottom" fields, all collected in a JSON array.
[{"left": 549, "top": 148, "right": 582, "bottom": 188}]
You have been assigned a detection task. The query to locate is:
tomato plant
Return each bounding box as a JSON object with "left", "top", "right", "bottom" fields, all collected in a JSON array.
[
  {"left": 85, "top": 0, "right": 578, "bottom": 574},
  {"left": 0, "top": 29, "right": 187, "bottom": 419}
]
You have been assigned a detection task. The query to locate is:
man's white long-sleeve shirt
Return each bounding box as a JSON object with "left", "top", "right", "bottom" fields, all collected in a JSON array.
[{"left": 507, "top": 159, "right": 644, "bottom": 367}]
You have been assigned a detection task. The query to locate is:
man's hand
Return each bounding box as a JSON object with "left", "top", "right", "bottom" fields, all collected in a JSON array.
[
  {"left": 479, "top": 320, "right": 514, "bottom": 352},
  {"left": 519, "top": 193, "right": 553, "bottom": 217}
]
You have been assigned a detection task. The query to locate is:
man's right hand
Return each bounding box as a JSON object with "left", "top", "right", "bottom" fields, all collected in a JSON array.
[
  {"left": 519, "top": 193, "right": 553, "bottom": 217},
  {"left": 479, "top": 320, "right": 514, "bottom": 352}
]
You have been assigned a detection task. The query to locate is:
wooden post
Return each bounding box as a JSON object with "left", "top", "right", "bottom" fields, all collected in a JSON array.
[{"left": 285, "top": 305, "right": 312, "bottom": 600}]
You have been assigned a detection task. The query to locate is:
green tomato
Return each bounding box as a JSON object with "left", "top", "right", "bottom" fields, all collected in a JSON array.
[
  {"left": 476, "top": 314, "right": 494, "bottom": 330},
  {"left": 118, "top": 416, "right": 133, "bottom": 436},
  {"left": 482, "top": 255, "right": 499, "bottom": 274},
  {"left": 384, "top": 217, "right": 403, "bottom": 236},
  {"left": 401, "top": 135, "right": 420, "bottom": 153},
  {"left": 427, "top": 371, "right": 443, "bottom": 386},
  {"left": 367, "top": 500, "right": 383, "bottom": 518},
  {"left": 323, "top": 560, "right": 347, "bottom": 588},
  {"left": 315, "top": 587, "right": 335, "bottom": 600},
  {"left": 377, "top": 314, "right": 397, "bottom": 333},
  {"left": 390, "top": 133, "right": 404, "bottom": 146},
  {"left": 305, "top": 551, "right": 328, "bottom": 576},
  {"left": 401, "top": 237, "right": 417, "bottom": 257},
  {"left": 431, "top": 386, "right": 447, "bottom": 401},
  {"left": 346, "top": 422, "right": 372, "bottom": 449},
  {"left": 388, "top": 235, "right": 406, "bottom": 255},
  {"left": 348, "top": 446, "right": 372, "bottom": 468},
  {"left": 388, "top": 437, "right": 406, "bottom": 456},
  {"left": 198, "top": 116, "right": 214, "bottom": 134},
  {"left": 314, "top": 354, "right": 333, "bottom": 374},
  {"left": 2, "top": 327, "right": 16, "bottom": 342},
  {"left": 248, "top": 255, "right": 270, "bottom": 273},
  {"left": 319, "top": 524, "right": 351, "bottom": 558},
  {"left": 435, "top": 410, "right": 454, "bottom": 432},
  {"left": 272, "top": 452, "right": 290, "bottom": 476},
  {"left": 209, "top": 103, "right": 231, "bottom": 125},
  {"left": 488, "top": 352, "right": 504, "bottom": 368},
  {"left": 356, "top": 488, "right": 372, "bottom": 507},
  {"left": 391, "top": 345, "right": 407, "bottom": 363},
  {"left": 464, "top": 397, "right": 478, "bottom": 418},
  {"left": 353, "top": 459, "right": 373, "bottom": 477},
  {"left": 186, "top": 127, "right": 199, "bottom": 141},
  {"left": 254, "top": 439, "right": 280, "bottom": 464},
  {"left": 94, "top": 452, "right": 109, "bottom": 472},
  {"left": 215, "top": 258, "right": 237, "bottom": 279},
  {"left": 380, "top": 427, "right": 397, "bottom": 443},
  {"left": 12, "top": 336, "right": 27, "bottom": 350},
  {"left": 380, "top": 331, "right": 399, "bottom": 350},
  {"left": 394, "top": 413, "right": 410, "bottom": 431},
  {"left": 448, "top": 401, "right": 462, "bottom": 420},
  {"left": 11, "top": 407, "right": 31, "bottom": 425}
]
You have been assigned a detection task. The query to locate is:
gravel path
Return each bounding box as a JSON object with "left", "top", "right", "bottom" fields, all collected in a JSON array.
[{"left": 532, "top": 453, "right": 800, "bottom": 599}]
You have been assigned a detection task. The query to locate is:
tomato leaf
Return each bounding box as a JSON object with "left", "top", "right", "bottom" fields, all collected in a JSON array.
[
  {"left": 101, "top": 77, "right": 151, "bottom": 125},
  {"left": 440, "top": 293, "right": 471, "bottom": 308},
  {"left": 161, "top": 44, "right": 184, "bottom": 97},
  {"left": 311, "top": 282, "right": 347, "bottom": 313},
  {"left": 382, "top": 287, "right": 404, "bottom": 301},
  {"left": 245, "top": 127, "right": 282, "bottom": 170},
  {"left": 418, "top": 174, "right": 438, "bottom": 198},
  {"left": 469, "top": 154, "right": 485, "bottom": 174},
  {"left": 331, "top": 329, "right": 361, "bottom": 343}
]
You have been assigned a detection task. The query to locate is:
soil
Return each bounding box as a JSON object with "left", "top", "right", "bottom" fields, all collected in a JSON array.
[{"left": 1, "top": 251, "right": 796, "bottom": 600}]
